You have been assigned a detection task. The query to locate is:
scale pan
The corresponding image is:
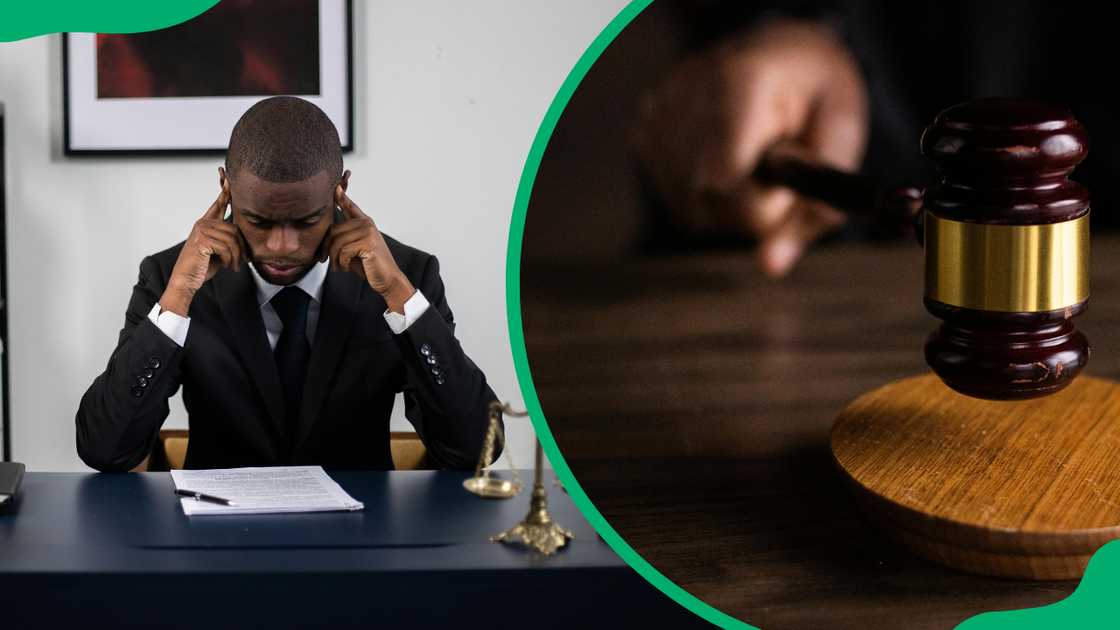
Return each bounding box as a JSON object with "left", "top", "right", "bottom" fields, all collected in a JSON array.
[{"left": 463, "top": 476, "right": 522, "bottom": 499}]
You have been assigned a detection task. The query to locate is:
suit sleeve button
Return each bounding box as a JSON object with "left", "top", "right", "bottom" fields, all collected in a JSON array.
[
  {"left": 130, "top": 386, "right": 144, "bottom": 398},
  {"left": 147, "top": 357, "right": 161, "bottom": 369},
  {"left": 426, "top": 355, "right": 437, "bottom": 365},
  {"left": 135, "top": 376, "right": 149, "bottom": 388},
  {"left": 435, "top": 375, "right": 445, "bottom": 385},
  {"left": 419, "top": 343, "right": 432, "bottom": 357}
]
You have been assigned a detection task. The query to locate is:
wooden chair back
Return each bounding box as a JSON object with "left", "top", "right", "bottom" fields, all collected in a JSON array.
[{"left": 131, "top": 429, "right": 434, "bottom": 471}]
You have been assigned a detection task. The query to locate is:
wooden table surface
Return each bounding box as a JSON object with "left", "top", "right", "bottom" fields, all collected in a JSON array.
[{"left": 520, "top": 236, "right": 1120, "bottom": 629}]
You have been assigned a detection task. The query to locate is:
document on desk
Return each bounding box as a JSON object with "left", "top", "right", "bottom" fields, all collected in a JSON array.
[{"left": 170, "top": 466, "right": 364, "bottom": 516}]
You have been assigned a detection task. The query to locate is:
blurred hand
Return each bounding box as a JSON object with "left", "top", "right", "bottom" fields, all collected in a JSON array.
[{"left": 632, "top": 18, "right": 868, "bottom": 277}]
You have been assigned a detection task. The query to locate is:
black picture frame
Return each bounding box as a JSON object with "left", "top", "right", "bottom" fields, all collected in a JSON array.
[{"left": 62, "top": 0, "right": 354, "bottom": 156}]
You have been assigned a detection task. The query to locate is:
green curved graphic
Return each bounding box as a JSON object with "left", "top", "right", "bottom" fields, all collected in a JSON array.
[
  {"left": 503, "top": 1, "right": 750, "bottom": 628},
  {"left": 957, "top": 540, "right": 1120, "bottom": 629},
  {"left": 1, "top": 0, "right": 218, "bottom": 42},
  {"left": 503, "top": 1, "right": 1120, "bottom": 629}
]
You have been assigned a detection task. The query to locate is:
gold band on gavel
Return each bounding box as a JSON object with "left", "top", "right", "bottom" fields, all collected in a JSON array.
[{"left": 924, "top": 212, "right": 1090, "bottom": 313}]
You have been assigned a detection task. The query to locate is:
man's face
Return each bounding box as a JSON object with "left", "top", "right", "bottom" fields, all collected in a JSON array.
[{"left": 227, "top": 169, "right": 337, "bottom": 285}]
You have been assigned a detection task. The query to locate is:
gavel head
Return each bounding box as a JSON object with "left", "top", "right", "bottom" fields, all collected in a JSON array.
[{"left": 921, "top": 99, "right": 1090, "bottom": 400}]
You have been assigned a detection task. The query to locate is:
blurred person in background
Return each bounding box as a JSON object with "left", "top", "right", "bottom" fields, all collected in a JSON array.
[{"left": 526, "top": 1, "right": 1119, "bottom": 272}]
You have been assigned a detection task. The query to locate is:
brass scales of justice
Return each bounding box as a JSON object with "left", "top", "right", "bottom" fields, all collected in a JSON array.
[
  {"left": 756, "top": 98, "right": 1120, "bottom": 580},
  {"left": 462, "top": 401, "right": 573, "bottom": 555}
]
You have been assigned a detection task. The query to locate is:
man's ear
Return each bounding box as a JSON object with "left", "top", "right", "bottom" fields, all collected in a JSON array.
[
  {"left": 340, "top": 169, "right": 351, "bottom": 193},
  {"left": 218, "top": 166, "right": 228, "bottom": 190}
]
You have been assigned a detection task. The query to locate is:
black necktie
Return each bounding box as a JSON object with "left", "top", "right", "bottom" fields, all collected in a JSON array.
[{"left": 271, "top": 286, "right": 312, "bottom": 441}]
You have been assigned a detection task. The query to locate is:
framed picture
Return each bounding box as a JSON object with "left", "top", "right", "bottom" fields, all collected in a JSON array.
[{"left": 63, "top": 0, "right": 353, "bottom": 155}]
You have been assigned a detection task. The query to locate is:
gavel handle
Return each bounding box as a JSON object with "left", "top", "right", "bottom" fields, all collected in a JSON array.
[{"left": 754, "top": 140, "right": 924, "bottom": 239}]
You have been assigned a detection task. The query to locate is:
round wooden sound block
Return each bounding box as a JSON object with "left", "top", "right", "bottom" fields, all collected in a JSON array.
[{"left": 831, "top": 373, "right": 1120, "bottom": 580}]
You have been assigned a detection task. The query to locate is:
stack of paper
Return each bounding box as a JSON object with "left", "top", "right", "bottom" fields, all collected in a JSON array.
[{"left": 170, "top": 466, "right": 365, "bottom": 516}]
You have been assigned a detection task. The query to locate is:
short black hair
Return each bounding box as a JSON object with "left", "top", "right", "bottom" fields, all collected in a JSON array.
[{"left": 225, "top": 96, "right": 342, "bottom": 183}]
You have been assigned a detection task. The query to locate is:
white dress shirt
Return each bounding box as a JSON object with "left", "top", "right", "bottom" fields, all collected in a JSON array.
[{"left": 147, "top": 260, "right": 430, "bottom": 347}]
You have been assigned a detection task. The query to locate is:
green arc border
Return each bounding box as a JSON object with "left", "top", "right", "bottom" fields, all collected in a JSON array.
[
  {"left": 503, "top": 1, "right": 752, "bottom": 627},
  {"left": 0, "top": 0, "right": 219, "bottom": 42}
]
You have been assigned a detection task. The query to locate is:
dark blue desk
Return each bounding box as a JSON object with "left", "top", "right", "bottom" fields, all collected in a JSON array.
[{"left": 0, "top": 471, "right": 704, "bottom": 629}]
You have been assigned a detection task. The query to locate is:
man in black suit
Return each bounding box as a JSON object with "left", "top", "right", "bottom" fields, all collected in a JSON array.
[{"left": 76, "top": 96, "right": 499, "bottom": 472}]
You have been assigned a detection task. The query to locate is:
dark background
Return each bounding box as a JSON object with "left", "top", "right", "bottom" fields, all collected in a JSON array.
[{"left": 523, "top": 0, "right": 1120, "bottom": 265}]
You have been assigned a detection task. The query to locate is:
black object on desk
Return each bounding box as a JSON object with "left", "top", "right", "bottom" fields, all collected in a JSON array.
[
  {"left": 173, "top": 487, "right": 237, "bottom": 506},
  {"left": 0, "top": 470, "right": 705, "bottom": 629},
  {"left": 0, "top": 461, "right": 23, "bottom": 513}
]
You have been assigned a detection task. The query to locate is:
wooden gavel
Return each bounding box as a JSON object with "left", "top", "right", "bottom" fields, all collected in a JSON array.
[{"left": 754, "top": 98, "right": 1090, "bottom": 400}]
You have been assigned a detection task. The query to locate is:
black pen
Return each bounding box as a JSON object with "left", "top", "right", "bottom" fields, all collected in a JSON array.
[{"left": 175, "top": 488, "right": 238, "bottom": 506}]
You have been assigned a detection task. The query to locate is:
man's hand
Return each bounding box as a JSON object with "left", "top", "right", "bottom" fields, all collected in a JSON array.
[
  {"left": 631, "top": 18, "right": 868, "bottom": 277},
  {"left": 159, "top": 172, "right": 243, "bottom": 316},
  {"left": 323, "top": 179, "right": 416, "bottom": 313}
]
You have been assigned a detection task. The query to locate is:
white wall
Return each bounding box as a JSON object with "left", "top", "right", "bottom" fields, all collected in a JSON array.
[{"left": 0, "top": 0, "right": 628, "bottom": 471}]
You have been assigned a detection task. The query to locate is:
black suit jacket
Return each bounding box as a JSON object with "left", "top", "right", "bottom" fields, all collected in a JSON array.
[{"left": 76, "top": 235, "right": 499, "bottom": 472}]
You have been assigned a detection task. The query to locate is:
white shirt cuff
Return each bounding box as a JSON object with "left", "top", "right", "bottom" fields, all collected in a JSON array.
[
  {"left": 383, "top": 290, "right": 430, "bottom": 334},
  {"left": 147, "top": 302, "right": 190, "bottom": 347}
]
